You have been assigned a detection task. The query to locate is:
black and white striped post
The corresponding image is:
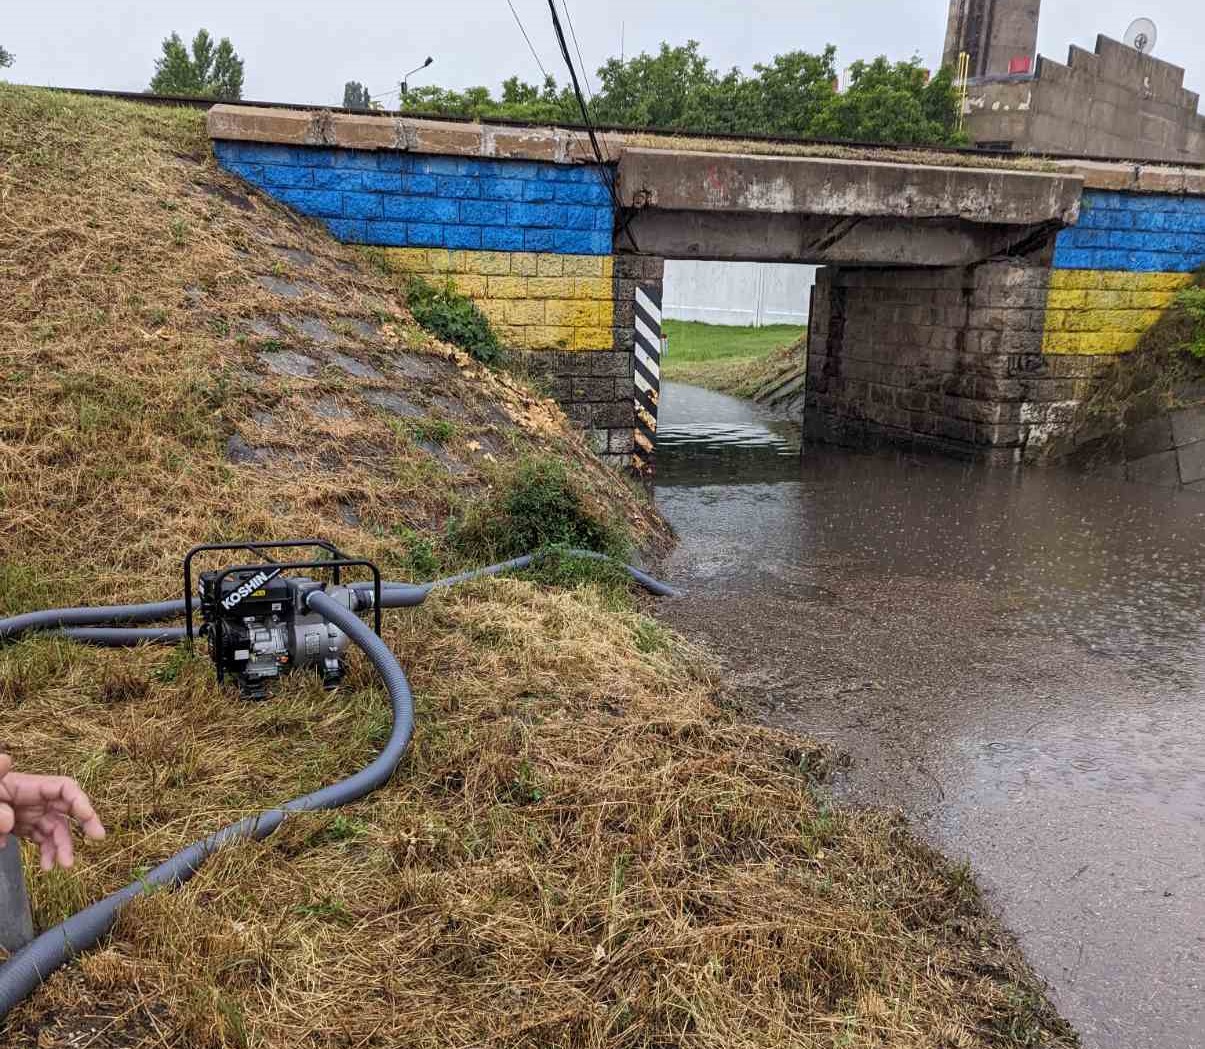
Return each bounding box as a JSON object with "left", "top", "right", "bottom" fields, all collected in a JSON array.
[{"left": 632, "top": 284, "right": 662, "bottom": 475}]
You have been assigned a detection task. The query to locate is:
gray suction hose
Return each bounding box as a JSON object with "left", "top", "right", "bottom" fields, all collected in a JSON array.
[
  {"left": 0, "top": 548, "right": 675, "bottom": 1015},
  {"left": 0, "top": 591, "right": 413, "bottom": 1015},
  {"left": 350, "top": 548, "right": 680, "bottom": 605},
  {"left": 0, "top": 599, "right": 187, "bottom": 642},
  {"left": 58, "top": 627, "right": 189, "bottom": 646}
]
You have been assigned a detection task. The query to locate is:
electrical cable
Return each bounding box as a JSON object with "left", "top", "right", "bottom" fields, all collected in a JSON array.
[
  {"left": 505, "top": 0, "right": 552, "bottom": 82},
  {"left": 560, "top": 0, "right": 594, "bottom": 104},
  {"left": 544, "top": 0, "right": 639, "bottom": 251}
]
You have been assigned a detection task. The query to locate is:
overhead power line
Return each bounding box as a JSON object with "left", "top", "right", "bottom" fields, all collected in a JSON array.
[
  {"left": 560, "top": 0, "right": 594, "bottom": 103},
  {"left": 507, "top": 0, "right": 552, "bottom": 81},
  {"left": 545, "top": 0, "right": 637, "bottom": 249}
]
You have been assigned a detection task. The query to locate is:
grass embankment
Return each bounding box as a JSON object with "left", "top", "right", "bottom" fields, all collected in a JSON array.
[
  {"left": 661, "top": 320, "right": 805, "bottom": 396},
  {"left": 0, "top": 85, "right": 1073, "bottom": 1047}
]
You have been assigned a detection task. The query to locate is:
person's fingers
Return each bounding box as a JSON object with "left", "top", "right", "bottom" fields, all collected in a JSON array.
[
  {"left": 37, "top": 834, "right": 55, "bottom": 871},
  {"left": 0, "top": 754, "right": 12, "bottom": 780},
  {"left": 0, "top": 802, "right": 13, "bottom": 837},
  {"left": 31, "top": 813, "right": 57, "bottom": 842},
  {"left": 61, "top": 783, "right": 105, "bottom": 840},
  {"left": 50, "top": 817, "right": 74, "bottom": 869},
  {"left": 36, "top": 776, "right": 105, "bottom": 840}
]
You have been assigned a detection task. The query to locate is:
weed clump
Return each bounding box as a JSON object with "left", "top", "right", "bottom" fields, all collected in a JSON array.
[
  {"left": 449, "top": 457, "right": 630, "bottom": 563},
  {"left": 1173, "top": 283, "right": 1205, "bottom": 360},
  {"left": 405, "top": 276, "right": 505, "bottom": 366}
]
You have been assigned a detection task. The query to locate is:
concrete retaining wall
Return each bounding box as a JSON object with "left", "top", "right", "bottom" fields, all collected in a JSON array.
[
  {"left": 212, "top": 139, "right": 647, "bottom": 466},
  {"left": 1106, "top": 407, "right": 1205, "bottom": 490}
]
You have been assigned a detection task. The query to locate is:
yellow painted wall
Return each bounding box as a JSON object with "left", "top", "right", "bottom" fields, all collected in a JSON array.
[
  {"left": 1042, "top": 271, "right": 1195, "bottom": 355},
  {"left": 383, "top": 248, "right": 615, "bottom": 351}
]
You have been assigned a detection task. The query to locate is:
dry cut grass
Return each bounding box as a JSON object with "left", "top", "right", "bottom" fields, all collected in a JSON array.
[{"left": 0, "top": 85, "right": 1075, "bottom": 1048}]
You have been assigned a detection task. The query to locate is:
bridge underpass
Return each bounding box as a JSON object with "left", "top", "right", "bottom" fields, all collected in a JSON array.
[
  {"left": 614, "top": 146, "right": 1081, "bottom": 267},
  {"left": 614, "top": 145, "right": 1089, "bottom": 460},
  {"left": 208, "top": 105, "right": 1205, "bottom": 466}
]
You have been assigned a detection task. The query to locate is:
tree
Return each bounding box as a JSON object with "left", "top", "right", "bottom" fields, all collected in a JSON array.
[
  {"left": 149, "top": 29, "right": 244, "bottom": 100},
  {"left": 592, "top": 41, "right": 720, "bottom": 129},
  {"left": 810, "top": 58, "right": 963, "bottom": 145},
  {"left": 343, "top": 81, "right": 372, "bottom": 110},
  {"left": 393, "top": 40, "right": 963, "bottom": 147},
  {"left": 0, "top": 44, "right": 13, "bottom": 69}
]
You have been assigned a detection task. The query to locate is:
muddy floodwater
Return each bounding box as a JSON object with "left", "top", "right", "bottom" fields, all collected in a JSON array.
[{"left": 654, "top": 380, "right": 1205, "bottom": 1049}]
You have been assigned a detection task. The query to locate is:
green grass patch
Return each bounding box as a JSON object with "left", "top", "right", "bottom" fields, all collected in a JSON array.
[
  {"left": 448, "top": 456, "right": 630, "bottom": 563},
  {"left": 665, "top": 320, "right": 804, "bottom": 390},
  {"left": 661, "top": 320, "right": 805, "bottom": 393},
  {"left": 1174, "top": 284, "right": 1205, "bottom": 360},
  {"left": 662, "top": 320, "right": 804, "bottom": 365}
]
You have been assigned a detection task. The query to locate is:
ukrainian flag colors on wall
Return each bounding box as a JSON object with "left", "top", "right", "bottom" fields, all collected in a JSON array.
[
  {"left": 213, "top": 141, "right": 618, "bottom": 353},
  {"left": 383, "top": 248, "right": 616, "bottom": 351},
  {"left": 1043, "top": 190, "right": 1205, "bottom": 356}
]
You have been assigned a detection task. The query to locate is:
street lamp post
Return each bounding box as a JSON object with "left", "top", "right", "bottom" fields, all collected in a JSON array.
[{"left": 400, "top": 56, "right": 434, "bottom": 100}]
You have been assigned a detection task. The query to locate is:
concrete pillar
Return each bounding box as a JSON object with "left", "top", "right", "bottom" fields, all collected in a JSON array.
[
  {"left": 0, "top": 841, "right": 34, "bottom": 953},
  {"left": 943, "top": 0, "right": 1041, "bottom": 78},
  {"left": 804, "top": 260, "right": 1092, "bottom": 462}
]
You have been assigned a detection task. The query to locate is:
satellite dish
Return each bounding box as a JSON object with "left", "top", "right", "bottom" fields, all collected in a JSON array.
[{"left": 1124, "top": 17, "right": 1158, "bottom": 55}]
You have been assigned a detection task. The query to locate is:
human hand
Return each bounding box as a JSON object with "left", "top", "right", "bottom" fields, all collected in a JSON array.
[{"left": 0, "top": 754, "right": 106, "bottom": 870}]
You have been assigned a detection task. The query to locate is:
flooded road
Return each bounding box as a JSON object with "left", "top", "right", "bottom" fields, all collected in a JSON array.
[{"left": 654, "top": 380, "right": 1205, "bottom": 1049}]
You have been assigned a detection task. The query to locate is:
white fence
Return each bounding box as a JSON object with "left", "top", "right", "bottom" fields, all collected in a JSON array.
[{"left": 662, "top": 261, "right": 816, "bottom": 327}]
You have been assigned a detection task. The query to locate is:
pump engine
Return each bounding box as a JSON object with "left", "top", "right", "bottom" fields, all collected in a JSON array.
[{"left": 185, "top": 541, "right": 382, "bottom": 699}]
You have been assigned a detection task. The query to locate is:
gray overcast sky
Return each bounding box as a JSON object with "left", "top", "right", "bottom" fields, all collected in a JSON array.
[{"left": 3, "top": 1, "right": 1202, "bottom": 109}]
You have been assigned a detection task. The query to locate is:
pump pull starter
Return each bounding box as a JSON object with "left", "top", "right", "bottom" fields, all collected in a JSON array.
[{"left": 184, "top": 540, "right": 383, "bottom": 699}]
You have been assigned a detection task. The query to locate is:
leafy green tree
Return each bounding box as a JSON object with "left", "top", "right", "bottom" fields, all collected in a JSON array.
[
  {"left": 343, "top": 81, "right": 372, "bottom": 110},
  {"left": 397, "top": 84, "right": 493, "bottom": 117},
  {"left": 592, "top": 41, "right": 719, "bottom": 129},
  {"left": 0, "top": 45, "right": 13, "bottom": 69},
  {"left": 397, "top": 76, "right": 574, "bottom": 123},
  {"left": 393, "top": 40, "right": 962, "bottom": 147},
  {"left": 748, "top": 48, "right": 840, "bottom": 137},
  {"left": 149, "top": 30, "right": 244, "bottom": 100},
  {"left": 810, "top": 58, "right": 962, "bottom": 144}
]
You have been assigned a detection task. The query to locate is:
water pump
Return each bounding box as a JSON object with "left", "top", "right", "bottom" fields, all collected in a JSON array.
[{"left": 185, "top": 540, "right": 382, "bottom": 699}]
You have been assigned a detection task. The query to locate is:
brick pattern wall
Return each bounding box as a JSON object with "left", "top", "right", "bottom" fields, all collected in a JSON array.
[
  {"left": 212, "top": 141, "right": 613, "bottom": 254},
  {"left": 523, "top": 255, "right": 664, "bottom": 469},
  {"left": 1042, "top": 190, "right": 1204, "bottom": 356},
  {"left": 1053, "top": 191, "right": 1205, "bottom": 273},
  {"left": 1043, "top": 271, "right": 1194, "bottom": 355},
  {"left": 805, "top": 263, "right": 1100, "bottom": 462},
  {"left": 381, "top": 247, "right": 616, "bottom": 351},
  {"left": 213, "top": 140, "right": 665, "bottom": 468}
]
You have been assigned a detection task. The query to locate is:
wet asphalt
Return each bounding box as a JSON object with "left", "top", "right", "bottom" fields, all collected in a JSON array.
[{"left": 653, "top": 381, "right": 1205, "bottom": 1049}]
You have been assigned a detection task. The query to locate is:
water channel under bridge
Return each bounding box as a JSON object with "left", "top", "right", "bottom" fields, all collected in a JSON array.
[{"left": 655, "top": 379, "right": 1205, "bottom": 1049}]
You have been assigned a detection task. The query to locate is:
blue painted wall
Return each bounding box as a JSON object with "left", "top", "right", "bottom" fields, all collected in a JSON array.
[
  {"left": 213, "top": 141, "right": 615, "bottom": 255},
  {"left": 1053, "top": 190, "right": 1205, "bottom": 272}
]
